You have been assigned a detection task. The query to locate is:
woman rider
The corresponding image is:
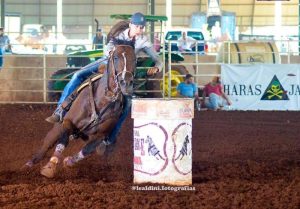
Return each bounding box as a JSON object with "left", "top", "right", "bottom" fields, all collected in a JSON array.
[{"left": 45, "top": 12, "right": 162, "bottom": 146}]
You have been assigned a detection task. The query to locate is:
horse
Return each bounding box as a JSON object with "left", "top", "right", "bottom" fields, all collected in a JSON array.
[{"left": 24, "top": 40, "right": 136, "bottom": 178}]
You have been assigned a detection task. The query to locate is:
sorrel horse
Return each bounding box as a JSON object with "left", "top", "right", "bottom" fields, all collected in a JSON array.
[{"left": 25, "top": 40, "right": 136, "bottom": 178}]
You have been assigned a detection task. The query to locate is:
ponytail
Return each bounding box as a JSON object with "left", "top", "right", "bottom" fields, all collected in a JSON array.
[{"left": 106, "top": 20, "right": 130, "bottom": 44}]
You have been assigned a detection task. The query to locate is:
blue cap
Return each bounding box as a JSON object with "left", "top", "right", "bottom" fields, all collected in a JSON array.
[{"left": 130, "top": 12, "right": 146, "bottom": 26}]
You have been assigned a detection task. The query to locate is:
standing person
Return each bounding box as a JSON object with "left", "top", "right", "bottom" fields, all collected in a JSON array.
[
  {"left": 92, "top": 28, "right": 104, "bottom": 50},
  {"left": 202, "top": 76, "right": 231, "bottom": 111},
  {"left": 45, "top": 12, "right": 162, "bottom": 145},
  {"left": 176, "top": 74, "right": 201, "bottom": 110},
  {"left": 0, "top": 27, "right": 11, "bottom": 70}
]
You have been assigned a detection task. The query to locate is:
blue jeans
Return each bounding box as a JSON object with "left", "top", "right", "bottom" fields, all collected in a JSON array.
[
  {"left": 58, "top": 57, "right": 107, "bottom": 105},
  {"left": 107, "top": 95, "right": 131, "bottom": 144},
  {"left": 205, "top": 93, "right": 224, "bottom": 110},
  {"left": 0, "top": 48, "right": 4, "bottom": 69}
]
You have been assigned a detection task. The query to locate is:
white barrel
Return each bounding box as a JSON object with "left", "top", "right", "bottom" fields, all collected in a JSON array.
[
  {"left": 217, "top": 42, "right": 280, "bottom": 64},
  {"left": 131, "top": 99, "right": 194, "bottom": 185}
]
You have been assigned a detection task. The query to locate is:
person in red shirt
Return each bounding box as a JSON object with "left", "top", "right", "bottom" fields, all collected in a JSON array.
[{"left": 202, "top": 76, "right": 231, "bottom": 110}]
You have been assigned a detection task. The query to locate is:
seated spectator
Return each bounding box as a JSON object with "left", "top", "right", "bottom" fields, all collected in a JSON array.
[
  {"left": 202, "top": 76, "right": 231, "bottom": 111},
  {"left": 177, "top": 32, "right": 195, "bottom": 52},
  {"left": 177, "top": 74, "right": 201, "bottom": 110}
]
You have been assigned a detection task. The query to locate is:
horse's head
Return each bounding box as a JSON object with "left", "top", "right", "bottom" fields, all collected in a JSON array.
[{"left": 109, "top": 39, "right": 136, "bottom": 96}]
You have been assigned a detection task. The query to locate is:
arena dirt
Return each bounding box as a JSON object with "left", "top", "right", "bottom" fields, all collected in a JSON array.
[{"left": 0, "top": 104, "right": 299, "bottom": 209}]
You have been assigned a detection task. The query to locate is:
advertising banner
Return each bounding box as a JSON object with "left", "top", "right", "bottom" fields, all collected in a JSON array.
[{"left": 221, "top": 64, "right": 300, "bottom": 110}]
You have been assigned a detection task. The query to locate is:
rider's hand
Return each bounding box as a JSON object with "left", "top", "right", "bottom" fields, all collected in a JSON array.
[{"left": 147, "top": 67, "right": 159, "bottom": 76}]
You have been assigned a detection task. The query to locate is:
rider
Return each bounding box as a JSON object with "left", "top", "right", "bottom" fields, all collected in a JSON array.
[{"left": 45, "top": 12, "right": 162, "bottom": 143}]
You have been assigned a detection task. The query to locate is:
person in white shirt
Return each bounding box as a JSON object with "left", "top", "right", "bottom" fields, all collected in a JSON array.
[{"left": 177, "top": 32, "right": 196, "bottom": 52}]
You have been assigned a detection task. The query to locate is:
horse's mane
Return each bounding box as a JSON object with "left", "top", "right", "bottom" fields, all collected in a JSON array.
[{"left": 112, "top": 38, "right": 135, "bottom": 49}]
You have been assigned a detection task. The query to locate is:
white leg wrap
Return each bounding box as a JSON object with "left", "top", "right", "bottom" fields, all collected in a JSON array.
[{"left": 55, "top": 143, "right": 65, "bottom": 154}]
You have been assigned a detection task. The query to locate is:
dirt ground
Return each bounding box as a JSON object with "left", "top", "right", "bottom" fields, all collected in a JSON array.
[{"left": 0, "top": 104, "right": 299, "bottom": 209}]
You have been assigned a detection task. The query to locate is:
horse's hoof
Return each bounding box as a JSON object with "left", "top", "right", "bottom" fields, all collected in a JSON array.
[
  {"left": 40, "top": 157, "right": 59, "bottom": 178},
  {"left": 63, "top": 156, "right": 76, "bottom": 167},
  {"left": 96, "top": 142, "right": 107, "bottom": 156}
]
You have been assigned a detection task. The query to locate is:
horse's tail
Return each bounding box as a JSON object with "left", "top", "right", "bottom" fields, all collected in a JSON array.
[{"left": 106, "top": 20, "right": 129, "bottom": 44}]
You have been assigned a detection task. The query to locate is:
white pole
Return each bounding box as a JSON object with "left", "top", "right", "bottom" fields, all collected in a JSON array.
[
  {"left": 166, "top": 0, "right": 172, "bottom": 29},
  {"left": 57, "top": 0, "right": 63, "bottom": 36},
  {"left": 274, "top": 1, "right": 282, "bottom": 41},
  {"left": 56, "top": 0, "right": 63, "bottom": 53}
]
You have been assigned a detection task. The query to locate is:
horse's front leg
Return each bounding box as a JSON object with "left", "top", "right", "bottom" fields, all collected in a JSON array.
[
  {"left": 40, "top": 131, "right": 70, "bottom": 178},
  {"left": 63, "top": 118, "right": 117, "bottom": 167},
  {"left": 24, "top": 124, "right": 64, "bottom": 167}
]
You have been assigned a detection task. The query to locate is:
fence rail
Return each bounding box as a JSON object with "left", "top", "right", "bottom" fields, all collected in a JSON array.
[{"left": 1, "top": 40, "right": 300, "bottom": 103}]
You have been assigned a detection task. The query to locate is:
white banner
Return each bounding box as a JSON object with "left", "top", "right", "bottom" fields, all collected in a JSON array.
[{"left": 221, "top": 64, "right": 300, "bottom": 110}]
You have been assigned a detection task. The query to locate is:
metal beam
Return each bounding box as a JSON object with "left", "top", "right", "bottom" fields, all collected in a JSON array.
[
  {"left": 1, "top": 0, "right": 4, "bottom": 27},
  {"left": 250, "top": 0, "right": 255, "bottom": 35},
  {"left": 148, "top": 0, "right": 155, "bottom": 43}
]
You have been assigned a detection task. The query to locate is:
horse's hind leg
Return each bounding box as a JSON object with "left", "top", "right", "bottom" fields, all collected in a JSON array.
[{"left": 25, "top": 124, "right": 64, "bottom": 167}]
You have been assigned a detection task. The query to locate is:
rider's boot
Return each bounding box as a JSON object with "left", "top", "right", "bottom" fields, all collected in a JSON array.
[
  {"left": 45, "top": 91, "right": 78, "bottom": 124},
  {"left": 96, "top": 138, "right": 112, "bottom": 156}
]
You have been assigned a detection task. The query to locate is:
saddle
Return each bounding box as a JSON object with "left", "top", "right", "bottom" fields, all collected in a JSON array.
[
  {"left": 76, "top": 64, "right": 106, "bottom": 93},
  {"left": 76, "top": 73, "right": 103, "bottom": 93}
]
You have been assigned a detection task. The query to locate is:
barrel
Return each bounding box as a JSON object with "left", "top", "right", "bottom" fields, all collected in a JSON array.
[
  {"left": 132, "top": 99, "right": 194, "bottom": 186},
  {"left": 217, "top": 42, "right": 280, "bottom": 64}
]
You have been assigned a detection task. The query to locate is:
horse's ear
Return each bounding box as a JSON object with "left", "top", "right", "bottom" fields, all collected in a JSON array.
[{"left": 98, "top": 64, "right": 106, "bottom": 74}]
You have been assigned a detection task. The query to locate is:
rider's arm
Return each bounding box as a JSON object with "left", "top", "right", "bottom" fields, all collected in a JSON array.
[{"left": 143, "top": 46, "right": 163, "bottom": 72}]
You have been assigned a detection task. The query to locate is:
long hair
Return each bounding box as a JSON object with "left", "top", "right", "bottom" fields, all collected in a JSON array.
[{"left": 106, "top": 20, "right": 130, "bottom": 44}]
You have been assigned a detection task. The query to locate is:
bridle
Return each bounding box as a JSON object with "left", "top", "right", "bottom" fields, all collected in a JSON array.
[{"left": 106, "top": 44, "right": 135, "bottom": 95}]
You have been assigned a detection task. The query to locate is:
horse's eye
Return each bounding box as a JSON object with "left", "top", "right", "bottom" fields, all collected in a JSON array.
[{"left": 120, "top": 79, "right": 125, "bottom": 85}]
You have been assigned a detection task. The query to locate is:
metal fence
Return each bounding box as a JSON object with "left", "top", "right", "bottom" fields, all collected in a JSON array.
[{"left": 0, "top": 39, "right": 300, "bottom": 103}]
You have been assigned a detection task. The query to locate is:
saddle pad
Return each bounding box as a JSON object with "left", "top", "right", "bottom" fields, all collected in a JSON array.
[{"left": 77, "top": 73, "right": 103, "bottom": 93}]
